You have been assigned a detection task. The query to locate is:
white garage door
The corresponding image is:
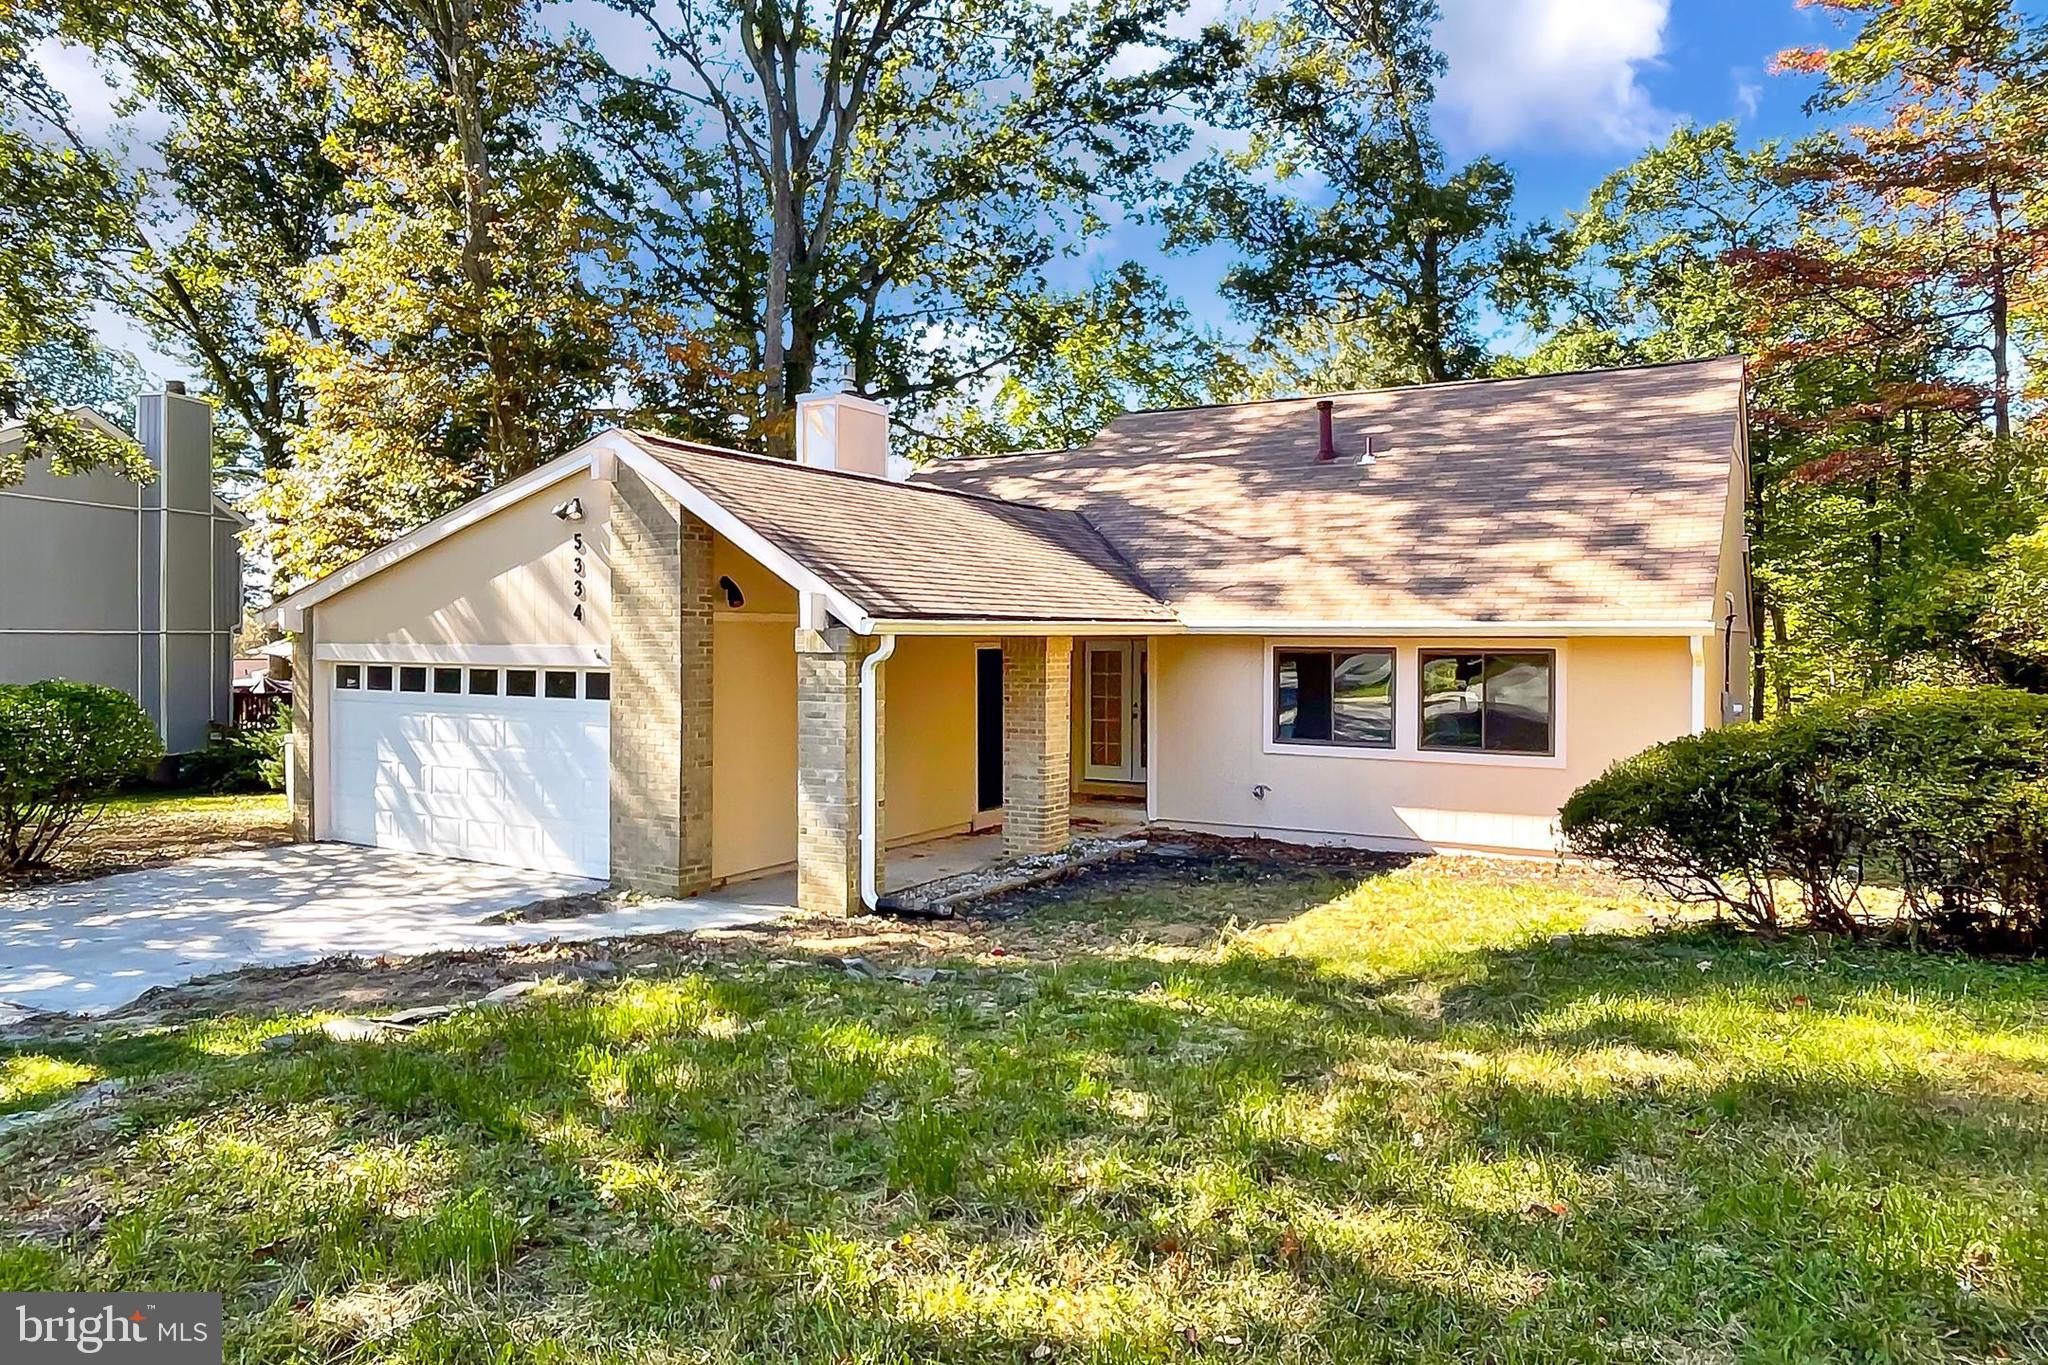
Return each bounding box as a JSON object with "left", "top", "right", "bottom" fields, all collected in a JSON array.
[{"left": 329, "top": 662, "right": 610, "bottom": 878}]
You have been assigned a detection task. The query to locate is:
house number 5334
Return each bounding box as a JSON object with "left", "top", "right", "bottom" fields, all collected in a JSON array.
[{"left": 571, "top": 532, "right": 586, "bottom": 622}]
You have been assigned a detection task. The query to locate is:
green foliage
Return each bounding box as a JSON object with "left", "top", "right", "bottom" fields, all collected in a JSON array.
[
  {"left": 1171, "top": 0, "right": 1525, "bottom": 388},
  {"left": 0, "top": 682, "right": 164, "bottom": 870},
  {"left": 252, "top": 0, "right": 635, "bottom": 587},
  {"left": 586, "top": 0, "right": 1190, "bottom": 455},
  {"left": 0, "top": 8, "right": 153, "bottom": 489},
  {"left": 179, "top": 723, "right": 285, "bottom": 796},
  {"left": 1506, "top": 122, "right": 1793, "bottom": 373},
  {"left": 1563, "top": 688, "right": 2048, "bottom": 950},
  {"left": 917, "top": 266, "right": 1220, "bottom": 458}
]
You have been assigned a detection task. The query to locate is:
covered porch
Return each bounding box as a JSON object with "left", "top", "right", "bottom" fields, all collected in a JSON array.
[
  {"left": 596, "top": 418, "right": 1175, "bottom": 914},
  {"left": 662, "top": 798, "right": 1149, "bottom": 922}
]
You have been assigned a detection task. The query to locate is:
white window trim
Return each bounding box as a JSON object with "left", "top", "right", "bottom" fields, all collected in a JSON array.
[
  {"left": 1261, "top": 638, "right": 1568, "bottom": 770},
  {"left": 317, "top": 642, "right": 607, "bottom": 667},
  {"left": 337, "top": 659, "right": 608, "bottom": 701}
]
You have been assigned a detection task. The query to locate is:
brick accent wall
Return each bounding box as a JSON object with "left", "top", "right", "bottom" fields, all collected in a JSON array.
[
  {"left": 608, "top": 464, "right": 714, "bottom": 896},
  {"left": 1003, "top": 635, "right": 1071, "bottom": 857},
  {"left": 289, "top": 626, "right": 314, "bottom": 841},
  {"left": 796, "top": 626, "right": 880, "bottom": 915}
]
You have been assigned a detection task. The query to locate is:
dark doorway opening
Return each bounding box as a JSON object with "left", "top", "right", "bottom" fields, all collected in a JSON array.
[{"left": 976, "top": 647, "right": 1004, "bottom": 812}]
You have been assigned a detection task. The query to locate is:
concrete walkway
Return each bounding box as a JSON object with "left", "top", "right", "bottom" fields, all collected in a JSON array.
[{"left": 0, "top": 844, "right": 793, "bottom": 1017}]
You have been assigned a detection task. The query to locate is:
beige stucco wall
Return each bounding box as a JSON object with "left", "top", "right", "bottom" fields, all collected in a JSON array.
[
  {"left": 1150, "top": 634, "right": 1693, "bottom": 854},
  {"left": 706, "top": 520, "right": 803, "bottom": 878},
  {"left": 1709, "top": 435, "right": 1753, "bottom": 721},
  {"left": 884, "top": 635, "right": 980, "bottom": 844},
  {"left": 317, "top": 470, "right": 613, "bottom": 650}
]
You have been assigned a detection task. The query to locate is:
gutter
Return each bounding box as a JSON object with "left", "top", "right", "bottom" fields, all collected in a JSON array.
[{"left": 858, "top": 633, "right": 897, "bottom": 912}]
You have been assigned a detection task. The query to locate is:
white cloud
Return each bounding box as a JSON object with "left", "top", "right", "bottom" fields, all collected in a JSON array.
[
  {"left": 1733, "top": 71, "right": 1763, "bottom": 120},
  {"left": 1431, "top": 0, "right": 1676, "bottom": 154}
]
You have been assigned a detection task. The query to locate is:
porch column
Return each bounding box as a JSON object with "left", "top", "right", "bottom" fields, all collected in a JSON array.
[
  {"left": 609, "top": 464, "right": 714, "bottom": 896},
  {"left": 796, "top": 625, "right": 882, "bottom": 915},
  {"left": 288, "top": 624, "right": 315, "bottom": 841},
  {"left": 1003, "top": 635, "right": 1071, "bottom": 858}
]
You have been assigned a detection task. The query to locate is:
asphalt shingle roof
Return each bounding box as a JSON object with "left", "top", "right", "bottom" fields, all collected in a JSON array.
[
  {"left": 914, "top": 358, "right": 1745, "bottom": 627},
  {"left": 623, "top": 431, "right": 1174, "bottom": 624}
]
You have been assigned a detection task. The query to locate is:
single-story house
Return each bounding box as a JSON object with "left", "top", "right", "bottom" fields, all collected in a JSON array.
[
  {"left": 261, "top": 357, "right": 1752, "bottom": 913},
  {"left": 1, "top": 387, "right": 246, "bottom": 753}
]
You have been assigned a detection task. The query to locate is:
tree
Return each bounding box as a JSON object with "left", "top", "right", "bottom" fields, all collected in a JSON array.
[
  {"left": 918, "top": 265, "right": 1221, "bottom": 457},
  {"left": 1777, "top": 0, "right": 2048, "bottom": 437},
  {"left": 256, "top": 0, "right": 643, "bottom": 585},
  {"left": 1506, "top": 123, "right": 1796, "bottom": 374},
  {"left": 15, "top": 340, "right": 148, "bottom": 433},
  {"left": 1725, "top": 0, "right": 2048, "bottom": 701},
  {"left": 582, "top": 0, "right": 1190, "bottom": 454},
  {"left": 0, "top": 9, "right": 150, "bottom": 487},
  {"left": 26, "top": 0, "right": 345, "bottom": 475},
  {"left": 1169, "top": 0, "right": 1523, "bottom": 388}
]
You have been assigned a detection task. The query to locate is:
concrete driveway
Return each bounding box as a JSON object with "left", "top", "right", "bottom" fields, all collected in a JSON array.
[{"left": 0, "top": 843, "right": 792, "bottom": 1017}]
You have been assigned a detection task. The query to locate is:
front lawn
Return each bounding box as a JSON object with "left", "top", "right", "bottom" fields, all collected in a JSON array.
[
  {"left": 2, "top": 853, "right": 2044, "bottom": 1360},
  {"left": 0, "top": 789, "right": 289, "bottom": 887}
]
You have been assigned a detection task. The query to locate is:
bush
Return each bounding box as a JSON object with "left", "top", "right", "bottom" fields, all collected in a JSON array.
[
  {"left": 0, "top": 681, "right": 164, "bottom": 870},
  {"left": 1561, "top": 687, "right": 2048, "bottom": 950},
  {"left": 181, "top": 718, "right": 286, "bottom": 794}
]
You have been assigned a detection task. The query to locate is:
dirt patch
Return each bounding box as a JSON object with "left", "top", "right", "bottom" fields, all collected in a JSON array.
[
  {"left": 883, "top": 835, "right": 1146, "bottom": 913},
  {"left": 0, "top": 794, "right": 290, "bottom": 890},
  {"left": 974, "top": 830, "right": 1412, "bottom": 917},
  {"left": 480, "top": 891, "right": 617, "bottom": 924},
  {"left": 0, "top": 835, "right": 1495, "bottom": 1039},
  {"left": 0, "top": 932, "right": 791, "bottom": 1043}
]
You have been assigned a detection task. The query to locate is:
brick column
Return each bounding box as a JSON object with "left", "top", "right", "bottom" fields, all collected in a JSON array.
[
  {"left": 608, "top": 465, "right": 714, "bottom": 896},
  {"left": 796, "top": 626, "right": 881, "bottom": 915},
  {"left": 1003, "top": 635, "right": 1071, "bottom": 858},
  {"left": 289, "top": 626, "right": 314, "bottom": 841}
]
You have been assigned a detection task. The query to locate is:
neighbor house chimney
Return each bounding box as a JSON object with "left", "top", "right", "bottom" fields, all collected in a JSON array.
[
  {"left": 1315, "top": 398, "right": 1336, "bottom": 462},
  {"left": 796, "top": 390, "right": 892, "bottom": 478}
]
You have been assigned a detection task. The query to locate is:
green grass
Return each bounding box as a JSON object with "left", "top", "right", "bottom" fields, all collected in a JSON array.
[
  {"left": 97, "top": 788, "right": 284, "bottom": 817},
  {"left": 2, "top": 857, "right": 2045, "bottom": 1361}
]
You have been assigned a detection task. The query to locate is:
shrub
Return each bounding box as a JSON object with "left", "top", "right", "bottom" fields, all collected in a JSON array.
[
  {"left": 0, "top": 681, "right": 164, "bottom": 870},
  {"left": 1561, "top": 687, "right": 2048, "bottom": 950},
  {"left": 181, "top": 719, "right": 286, "bottom": 794}
]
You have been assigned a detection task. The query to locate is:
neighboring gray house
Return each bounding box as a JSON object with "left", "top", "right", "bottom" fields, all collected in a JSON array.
[{"left": 0, "top": 387, "right": 245, "bottom": 754}]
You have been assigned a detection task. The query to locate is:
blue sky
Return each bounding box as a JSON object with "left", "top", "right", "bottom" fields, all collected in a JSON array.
[{"left": 70, "top": 0, "right": 1846, "bottom": 379}]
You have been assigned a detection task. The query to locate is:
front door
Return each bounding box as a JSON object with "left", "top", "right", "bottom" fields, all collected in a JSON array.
[
  {"left": 1083, "top": 639, "right": 1147, "bottom": 783},
  {"left": 976, "top": 646, "right": 1004, "bottom": 812}
]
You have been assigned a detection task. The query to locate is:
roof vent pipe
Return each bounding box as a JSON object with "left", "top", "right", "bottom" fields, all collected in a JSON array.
[{"left": 1315, "top": 399, "right": 1336, "bottom": 462}]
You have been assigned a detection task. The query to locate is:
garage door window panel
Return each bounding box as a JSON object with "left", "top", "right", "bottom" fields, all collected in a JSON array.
[
  {"left": 368, "top": 666, "right": 393, "bottom": 691},
  {"left": 507, "top": 670, "right": 537, "bottom": 698},
  {"left": 400, "top": 666, "right": 427, "bottom": 693},
  {"left": 469, "top": 669, "right": 499, "bottom": 695},
  {"left": 336, "top": 665, "right": 361, "bottom": 690}
]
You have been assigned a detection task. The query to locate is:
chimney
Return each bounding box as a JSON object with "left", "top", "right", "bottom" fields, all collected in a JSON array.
[
  {"left": 1315, "top": 398, "right": 1336, "bottom": 462},
  {"left": 796, "top": 390, "right": 892, "bottom": 478}
]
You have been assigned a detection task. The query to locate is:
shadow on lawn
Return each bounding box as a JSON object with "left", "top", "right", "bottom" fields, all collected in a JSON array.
[{"left": 7, "top": 894, "right": 2048, "bottom": 1360}]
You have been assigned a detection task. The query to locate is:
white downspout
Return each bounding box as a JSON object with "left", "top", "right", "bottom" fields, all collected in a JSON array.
[{"left": 859, "top": 633, "right": 897, "bottom": 911}]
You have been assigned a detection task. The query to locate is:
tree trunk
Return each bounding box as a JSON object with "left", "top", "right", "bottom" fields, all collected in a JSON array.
[
  {"left": 1988, "top": 185, "right": 2011, "bottom": 438},
  {"left": 1770, "top": 602, "right": 1791, "bottom": 715}
]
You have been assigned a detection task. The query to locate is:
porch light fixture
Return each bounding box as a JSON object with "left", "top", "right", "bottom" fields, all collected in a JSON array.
[{"left": 551, "top": 497, "right": 584, "bottom": 521}]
